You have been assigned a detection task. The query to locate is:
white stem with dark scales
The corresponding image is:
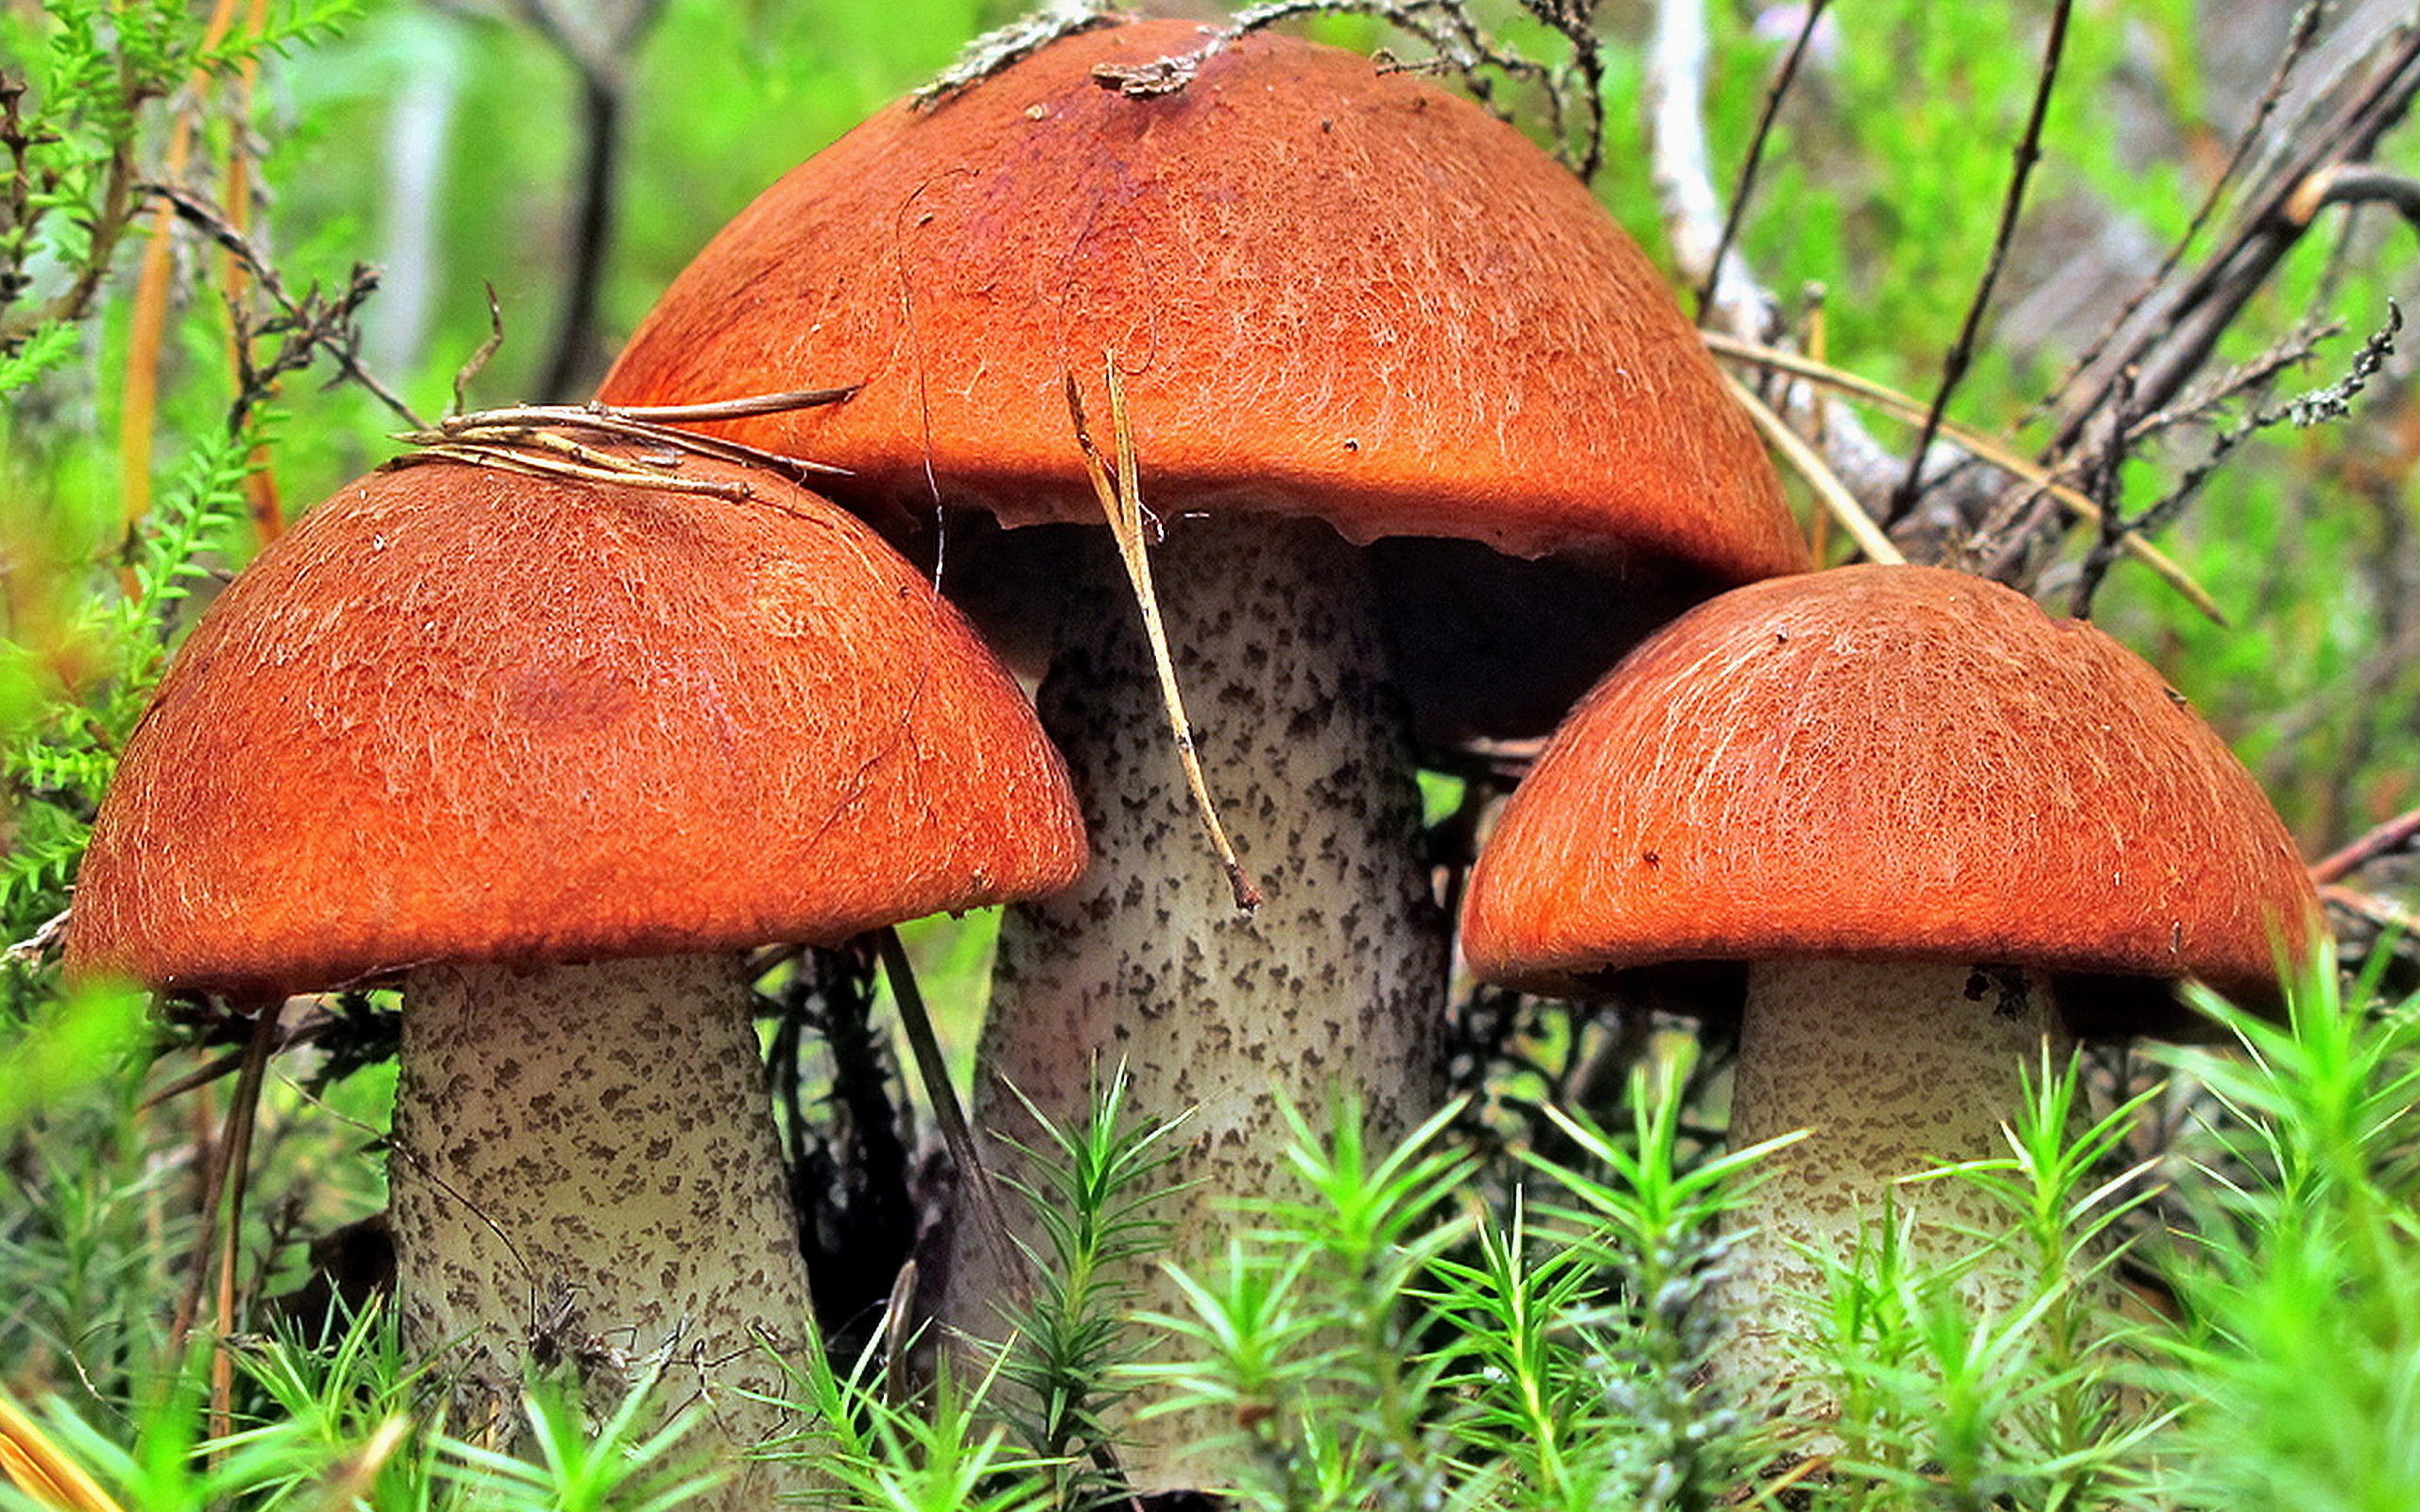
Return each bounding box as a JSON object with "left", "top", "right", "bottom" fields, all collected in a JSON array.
[
  {"left": 1719, "top": 957, "right": 2066, "bottom": 1435},
  {"left": 389, "top": 954, "right": 820, "bottom": 1507},
  {"left": 956, "top": 515, "right": 1448, "bottom": 1492}
]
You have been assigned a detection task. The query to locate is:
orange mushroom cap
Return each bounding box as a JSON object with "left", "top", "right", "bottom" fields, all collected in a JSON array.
[
  {"left": 65, "top": 454, "right": 1087, "bottom": 999},
  {"left": 599, "top": 19, "right": 1806, "bottom": 585},
  {"left": 1462, "top": 565, "right": 2320, "bottom": 1015}
]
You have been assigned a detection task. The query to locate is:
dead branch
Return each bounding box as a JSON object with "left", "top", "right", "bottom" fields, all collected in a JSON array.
[
  {"left": 2312, "top": 804, "right": 2420, "bottom": 885},
  {"left": 2286, "top": 160, "right": 2420, "bottom": 232},
  {"left": 1889, "top": 0, "right": 2074, "bottom": 525},
  {"left": 144, "top": 180, "right": 425, "bottom": 428},
  {"left": 1695, "top": 0, "right": 1832, "bottom": 323},
  {"left": 1647, "top": 0, "right": 1910, "bottom": 523},
  {"left": 2028, "top": 9, "right": 2420, "bottom": 529}
]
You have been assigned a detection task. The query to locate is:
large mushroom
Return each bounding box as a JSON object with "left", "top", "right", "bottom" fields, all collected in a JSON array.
[
  {"left": 596, "top": 19, "right": 1807, "bottom": 1481},
  {"left": 1461, "top": 563, "right": 2322, "bottom": 1423},
  {"left": 64, "top": 449, "right": 1085, "bottom": 1505}
]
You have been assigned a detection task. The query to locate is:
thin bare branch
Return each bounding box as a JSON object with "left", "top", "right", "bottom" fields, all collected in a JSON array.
[
  {"left": 144, "top": 181, "right": 425, "bottom": 428},
  {"left": 1890, "top": 0, "right": 2074, "bottom": 524},
  {"left": 2311, "top": 804, "right": 2420, "bottom": 885},
  {"left": 1704, "top": 332, "right": 2227, "bottom": 622},
  {"left": 2321, "top": 883, "right": 2420, "bottom": 936},
  {"left": 1651, "top": 0, "right": 1764, "bottom": 335},
  {"left": 874, "top": 928, "right": 1031, "bottom": 1308},
  {"left": 1646, "top": 0, "right": 1908, "bottom": 527},
  {"left": 915, "top": 0, "right": 1114, "bottom": 108},
  {"left": 1696, "top": 0, "right": 1831, "bottom": 324},
  {"left": 2286, "top": 160, "right": 2420, "bottom": 232},
  {"left": 1722, "top": 373, "right": 1903, "bottom": 565},
  {"left": 2050, "top": 18, "right": 2420, "bottom": 460},
  {"left": 561, "top": 387, "right": 861, "bottom": 424},
  {"left": 206, "top": 1003, "right": 281, "bottom": 1450},
  {"left": 142, "top": 1011, "right": 335, "bottom": 1110},
  {"left": 513, "top": 0, "right": 670, "bottom": 398},
  {"left": 388, "top": 390, "right": 860, "bottom": 502},
  {"left": 386, "top": 442, "right": 758, "bottom": 499},
  {"left": 452, "top": 283, "right": 505, "bottom": 416},
  {"left": 2031, "top": 0, "right": 2327, "bottom": 429}
]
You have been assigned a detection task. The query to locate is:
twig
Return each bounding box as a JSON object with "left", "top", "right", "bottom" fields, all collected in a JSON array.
[
  {"left": 142, "top": 1010, "right": 334, "bottom": 1110},
  {"left": 2310, "top": 804, "right": 2420, "bottom": 885},
  {"left": 1650, "top": 0, "right": 1763, "bottom": 334},
  {"left": 207, "top": 1004, "right": 280, "bottom": 1453},
  {"left": 2285, "top": 161, "right": 2420, "bottom": 233},
  {"left": 1805, "top": 286, "right": 1833, "bottom": 559},
  {"left": 2048, "top": 18, "right": 2420, "bottom": 466},
  {"left": 145, "top": 181, "right": 426, "bottom": 429},
  {"left": 2030, "top": 0, "right": 2326, "bottom": 432},
  {"left": 992, "top": 0, "right": 1610, "bottom": 178},
  {"left": 384, "top": 389, "right": 860, "bottom": 500},
  {"left": 169, "top": 1086, "right": 231, "bottom": 1349},
  {"left": 915, "top": 0, "right": 1114, "bottom": 109},
  {"left": 225, "top": 266, "right": 384, "bottom": 438},
  {"left": 544, "top": 66, "right": 619, "bottom": 399},
  {"left": 22, "top": 132, "right": 138, "bottom": 347},
  {"left": 873, "top": 928, "right": 1031, "bottom": 1308},
  {"left": 2116, "top": 325, "right": 2342, "bottom": 454},
  {"left": 2068, "top": 360, "right": 2137, "bottom": 619},
  {"left": 1703, "top": 331, "right": 2227, "bottom": 622},
  {"left": 553, "top": 388, "right": 862, "bottom": 424},
  {"left": 1065, "top": 358, "right": 1264, "bottom": 914},
  {"left": 1889, "top": 0, "right": 2074, "bottom": 524},
  {"left": 4, "top": 909, "right": 69, "bottom": 966},
  {"left": 2063, "top": 303, "right": 2400, "bottom": 612},
  {"left": 1721, "top": 373, "right": 1903, "bottom": 565},
  {"left": 1695, "top": 0, "right": 1831, "bottom": 324},
  {"left": 1645, "top": 0, "right": 1908, "bottom": 524},
  {"left": 453, "top": 284, "right": 506, "bottom": 416},
  {"left": 387, "top": 442, "right": 760, "bottom": 499},
  {"left": 2320, "top": 883, "right": 2420, "bottom": 937},
  {"left": 513, "top": 0, "right": 669, "bottom": 398}
]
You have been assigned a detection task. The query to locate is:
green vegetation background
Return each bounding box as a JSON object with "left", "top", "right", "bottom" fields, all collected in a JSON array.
[{"left": 2, "top": 0, "right": 2417, "bottom": 1504}]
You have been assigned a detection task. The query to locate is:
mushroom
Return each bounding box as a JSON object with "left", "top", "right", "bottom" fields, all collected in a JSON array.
[
  {"left": 596, "top": 19, "right": 1807, "bottom": 1482},
  {"left": 63, "top": 449, "right": 1086, "bottom": 1505},
  {"left": 1461, "top": 563, "right": 2323, "bottom": 1423}
]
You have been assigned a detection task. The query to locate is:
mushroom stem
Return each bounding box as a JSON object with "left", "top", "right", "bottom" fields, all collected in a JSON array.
[
  {"left": 1720, "top": 957, "right": 2066, "bottom": 1433},
  {"left": 960, "top": 515, "right": 1448, "bottom": 1490},
  {"left": 389, "top": 954, "right": 819, "bottom": 1505}
]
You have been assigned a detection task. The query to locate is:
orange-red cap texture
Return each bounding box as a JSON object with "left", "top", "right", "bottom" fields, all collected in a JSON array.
[
  {"left": 599, "top": 19, "right": 1806, "bottom": 583},
  {"left": 65, "top": 455, "right": 1087, "bottom": 998},
  {"left": 1461, "top": 565, "right": 2319, "bottom": 1006}
]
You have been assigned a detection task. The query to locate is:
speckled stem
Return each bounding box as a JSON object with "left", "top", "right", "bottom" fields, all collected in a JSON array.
[
  {"left": 957, "top": 516, "right": 1449, "bottom": 1492},
  {"left": 389, "top": 955, "right": 819, "bottom": 1507},
  {"left": 1718, "top": 957, "right": 2065, "bottom": 1435}
]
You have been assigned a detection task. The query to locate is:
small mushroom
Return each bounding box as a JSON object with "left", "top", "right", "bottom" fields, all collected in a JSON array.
[
  {"left": 64, "top": 451, "right": 1085, "bottom": 1506},
  {"left": 598, "top": 21, "right": 1807, "bottom": 1485},
  {"left": 1462, "top": 564, "right": 2321, "bottom": 1423}
]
